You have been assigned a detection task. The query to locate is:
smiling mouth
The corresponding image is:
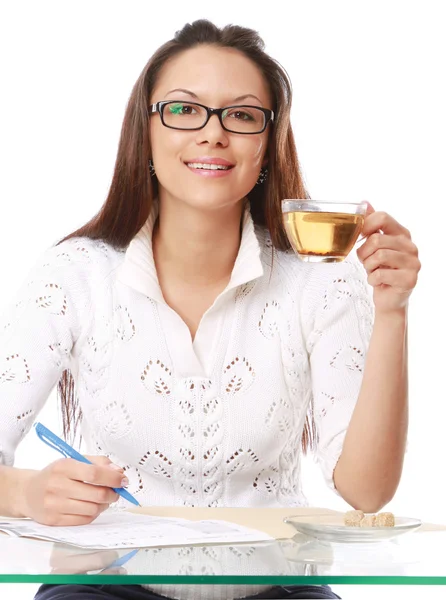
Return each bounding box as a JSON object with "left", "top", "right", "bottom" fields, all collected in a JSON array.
[{"left": 185, "top": 162, "right": 234, "bottom": 171}]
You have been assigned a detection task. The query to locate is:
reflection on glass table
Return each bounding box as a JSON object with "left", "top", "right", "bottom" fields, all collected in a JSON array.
[{"left": 1, "top": 529, "right": 446, "bottom": 585}]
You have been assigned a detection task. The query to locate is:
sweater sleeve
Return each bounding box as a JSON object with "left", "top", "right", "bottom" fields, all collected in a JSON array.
[
  {"left": 0, "top": 240, "right": 92, "bottom": 466},
  {"left": 300, "top": 254, "right": 375, "bottom": 492}
]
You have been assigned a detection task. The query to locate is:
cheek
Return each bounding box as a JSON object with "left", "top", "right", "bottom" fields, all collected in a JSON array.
[
  {"left": 249, "top": 138, "right": 267, "bottom": 167},
  {"left": 150, "top": 123, "right": 184, "bottom": 162}
]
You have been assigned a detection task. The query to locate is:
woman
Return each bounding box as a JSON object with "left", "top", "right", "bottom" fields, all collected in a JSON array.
[{"left": 0, "top": 19, "right": 420, "bottom": 600}]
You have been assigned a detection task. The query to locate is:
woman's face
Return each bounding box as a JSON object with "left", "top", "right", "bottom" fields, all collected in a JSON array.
[{"left": 149, "top": 45, "right": 273, "bottom": 212}]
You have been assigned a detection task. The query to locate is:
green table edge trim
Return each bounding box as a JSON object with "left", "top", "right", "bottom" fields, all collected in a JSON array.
[{"left": 1, "top": 575, "right": 446, "bottom": 585}]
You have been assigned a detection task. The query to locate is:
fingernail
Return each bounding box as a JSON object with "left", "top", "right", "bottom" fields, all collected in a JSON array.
[
  {"left": 121, "top": 477, "right": 130, "bottom": 487},
  {"left": 109, "top": 464, "right": 124, "bottom": 471}
]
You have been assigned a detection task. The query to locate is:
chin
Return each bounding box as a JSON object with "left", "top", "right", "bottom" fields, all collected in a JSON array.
[{"left": 173, "top": 191, "right": 244, "bottom": 212}]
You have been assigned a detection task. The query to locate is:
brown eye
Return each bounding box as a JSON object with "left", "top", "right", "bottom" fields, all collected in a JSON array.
[
  {"left": 232, "top": 110, "right": 254, "bottom": 121},
  {"left": 167, "top": 103, "right": 197, "bottom": 115}
]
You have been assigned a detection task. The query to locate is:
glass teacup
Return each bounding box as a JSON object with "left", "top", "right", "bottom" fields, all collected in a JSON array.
[{"left": 282, "top": 200, "right": 368, "bottom": 263}]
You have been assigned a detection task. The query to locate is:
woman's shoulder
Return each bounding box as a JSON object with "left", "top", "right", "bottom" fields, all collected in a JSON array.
[
  {"left": 36, "top": 236, "right": 125, "bottom": 274},
  {"left": 22, "top": 237, "right": 127, "bottom": 302},
  {"left": 255, "top": 224, "right": 307, "bottom": 278}
]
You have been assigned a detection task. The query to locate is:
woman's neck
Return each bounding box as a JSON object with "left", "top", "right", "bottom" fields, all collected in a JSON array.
[{"left": 152, "top": 198, "right": 246, "bottom": 289}]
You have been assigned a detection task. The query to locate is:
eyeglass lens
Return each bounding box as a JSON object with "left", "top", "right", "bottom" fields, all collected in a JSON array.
[{"left": 162, "top": 102, "right": 266, "bottom": 133}]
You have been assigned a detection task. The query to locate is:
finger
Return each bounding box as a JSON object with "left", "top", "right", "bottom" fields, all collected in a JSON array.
[
  {"left": 50, "top": 549, "right": 119, "bottom": 572},
  {"left": 367, "top": 268, "right": 419, "bottom": 291},
  {"left": 50, "top": 567, "right": 86, "bottom": 575},
  {"left": 42, "top": 513, "right": 95, "bottom": 527},
  {"left": 70, "top": 550, "right": 120, "bottom": 573},
  {"left": 64, "top": 478, "right": 120, "bottom": 505},
  {"left": 50, "top": 548, "right": 111, "bottom": 567},
  {"left": 58, "top": 458, "right": 127, "bottom": 489},
  {"left": 362, "top": 248, "right": 421, "bottom": 274},
  {"left": 50, "top": 564, "right": 126, "bottom": 575},
  {"left": 100, "top": 567, "right": 128, "bottom": 575},
  {"left": 356, "top": 203, "right": 374, "bottom": 242},
  {"left": 361, "top": 211, "right": 412, "bottom": 238},
  {"left": 57, "top": 497, "right": 110, "bottom": 518},
  {"left": 357, "top": 232, "right": 418, "bottom": 263}
]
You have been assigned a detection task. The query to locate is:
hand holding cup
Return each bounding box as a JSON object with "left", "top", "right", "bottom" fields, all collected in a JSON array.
[{"left": 356, "top": 202, "right": 421, "bottom": 314}]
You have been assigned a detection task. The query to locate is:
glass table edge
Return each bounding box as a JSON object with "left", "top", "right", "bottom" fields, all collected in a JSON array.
[{"left": 2, "top": 575, "right": 446, "bottom": 585}]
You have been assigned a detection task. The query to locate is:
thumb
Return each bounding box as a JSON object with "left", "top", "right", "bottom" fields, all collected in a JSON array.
[
  {"left": 356, "top": 201, "right": 376, "bottom": 244},
  {"left": 363, "top": 200, "right": 376, "bottom": 215},
  {"left": 85, "top": 455, "right": 123, "bottom": 471}
]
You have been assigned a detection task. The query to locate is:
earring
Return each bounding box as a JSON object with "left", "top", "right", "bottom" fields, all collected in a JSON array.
[
  {"left": 149, "top": 159, "right": 156, "bottom": 177},
  {"left": 256, "top": 167, "right": 268, "bottom": 185}
]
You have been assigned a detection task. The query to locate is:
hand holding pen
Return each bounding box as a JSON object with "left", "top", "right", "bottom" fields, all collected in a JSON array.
[
  {"left": 49, "top": 545, "right": 138, "bottom": 575},
  {"left": 17, "top": 422, "right": 140, "bottom": 527}
]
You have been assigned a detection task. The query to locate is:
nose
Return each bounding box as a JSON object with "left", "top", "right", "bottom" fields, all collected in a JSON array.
[{"left": 195, "top": 113, "right": 229, "bottom": 147}]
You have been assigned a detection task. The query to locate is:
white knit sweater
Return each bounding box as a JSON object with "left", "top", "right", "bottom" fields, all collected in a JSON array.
[{"left": 0, "top": 207, "right": 374, "bottom": 599}]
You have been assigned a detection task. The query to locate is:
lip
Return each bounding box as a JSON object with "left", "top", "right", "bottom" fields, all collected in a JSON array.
[
  {"left": 183, "top": 157, "right": 235, "bottom": 167},
  {"left": 185, "top": 164, "right": 234, "bottom": 178}
]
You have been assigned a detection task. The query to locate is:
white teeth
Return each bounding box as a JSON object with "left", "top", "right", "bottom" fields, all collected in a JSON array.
[{"left": 186, "top": 162, "right": 230, "bottom": 170}]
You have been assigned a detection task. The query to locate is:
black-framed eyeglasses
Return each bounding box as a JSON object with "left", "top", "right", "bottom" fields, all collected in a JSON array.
[{"left": 149, "top": 101, "right": 274, "bottom": 134}]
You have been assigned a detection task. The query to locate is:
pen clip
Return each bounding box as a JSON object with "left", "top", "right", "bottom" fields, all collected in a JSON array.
[{"left": 34, "top": 422, "right": 71, "bottom": 459}]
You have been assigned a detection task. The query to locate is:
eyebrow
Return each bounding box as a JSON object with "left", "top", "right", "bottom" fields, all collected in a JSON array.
[{"left": 165, "top": 88, "right": 263, "bottom": 104}]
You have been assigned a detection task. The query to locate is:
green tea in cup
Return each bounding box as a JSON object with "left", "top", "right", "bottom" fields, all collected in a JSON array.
[{"left": 282, "top": 200, "right": 367, "bottom": 263}]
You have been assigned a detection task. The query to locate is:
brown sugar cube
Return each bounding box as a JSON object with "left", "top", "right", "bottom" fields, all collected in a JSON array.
[
  {"left": 359, "top": 514, "right": 377, "bottom": 528},
  {"left": 344, "top": 510, "right": 364, "bottom": 527},
  {"left": 376, "top": 512, "right": 395, "bottom": 527}
]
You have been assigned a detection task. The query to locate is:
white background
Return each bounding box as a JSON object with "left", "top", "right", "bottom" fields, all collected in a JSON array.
[{"left": 0, "top": 1, "right": 445, "bottom": 598}]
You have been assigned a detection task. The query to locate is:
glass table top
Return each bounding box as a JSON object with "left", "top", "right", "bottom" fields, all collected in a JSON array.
[{"left": 1, "top": 508, "right": 446, "bottom": 585}]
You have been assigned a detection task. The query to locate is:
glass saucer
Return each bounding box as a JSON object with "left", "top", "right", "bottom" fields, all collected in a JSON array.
[{"left": 284, "top": 514, "right": 421, "bottom": 543}]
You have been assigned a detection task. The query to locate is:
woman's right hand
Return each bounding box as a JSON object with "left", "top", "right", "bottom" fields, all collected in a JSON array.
[{"left": 19, "top": 456, "right": 127, "bottom": 526}]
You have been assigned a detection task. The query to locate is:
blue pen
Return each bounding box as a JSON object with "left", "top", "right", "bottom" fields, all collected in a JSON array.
[
  {"left": 34, "top": 422, "right": 141, "bottom": 507},
  {"left": 99, "top": 548, "right": 139, "bottom": 573}
]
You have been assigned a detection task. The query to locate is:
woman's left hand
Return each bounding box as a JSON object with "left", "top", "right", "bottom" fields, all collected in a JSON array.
[{"left": 356, "top": 202, "right": 421, "bottom": 314}]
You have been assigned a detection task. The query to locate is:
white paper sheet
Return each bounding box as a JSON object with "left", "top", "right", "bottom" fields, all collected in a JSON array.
[{"left": 0, "top": 511, "right": 273, "bottom": 549}]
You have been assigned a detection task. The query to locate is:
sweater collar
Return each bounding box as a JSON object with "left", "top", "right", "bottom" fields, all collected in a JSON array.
[{"left": 116, "top": 203, "right": 264, "bottom": 302}]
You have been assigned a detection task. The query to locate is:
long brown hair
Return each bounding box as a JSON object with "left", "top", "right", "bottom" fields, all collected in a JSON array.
[{"left": 57, "top": 19, "right": 316, "bottom": 452}]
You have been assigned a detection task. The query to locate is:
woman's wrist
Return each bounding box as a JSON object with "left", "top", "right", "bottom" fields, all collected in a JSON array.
[
  {"left": 11, "top": 468, "right": 36, "bottom": 518},
  {"left": 373, "top": 306, "right": 408, "bottom": 327}
]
